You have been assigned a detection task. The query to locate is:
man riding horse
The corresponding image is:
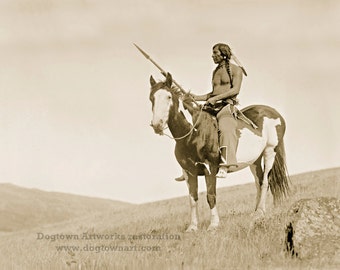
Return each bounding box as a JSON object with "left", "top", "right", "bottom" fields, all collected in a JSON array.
[
  {"left": 140, "top": 43, "right": 289, "bottom": 231},
  {"left": 176, "top": 43, "right": 247, "bottom": 180}
]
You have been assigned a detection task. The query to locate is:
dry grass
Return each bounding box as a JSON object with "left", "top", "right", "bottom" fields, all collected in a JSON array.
[{"left": 0, "top": 168, "right": 339, "bottom": 270}]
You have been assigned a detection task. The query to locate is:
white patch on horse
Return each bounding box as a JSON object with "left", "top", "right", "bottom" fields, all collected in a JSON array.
[
  {"left": 236, "top": 117, "right": 281, "bottom": 164},
  {"left": 186, "top": 194, "right": 198, "bottom": 232},
  {"left": 178, "top": 99, "right": 193, "bottom": 125},
  {"left": 208, "top": 206, "right": 219, "bottom": 230},
  {"left": 237, "top": 128, "right": 265, "bottom": 164},
  {"left": 152, "top": 89, "right": 173, "bottom": 128},
  {"left": 262, "top": 117, "right": 281, "bottom": 147}
]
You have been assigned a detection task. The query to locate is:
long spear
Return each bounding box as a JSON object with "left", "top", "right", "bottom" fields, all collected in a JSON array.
[{"left": 133, "top": 43, "right": 199, "bottom": 106}]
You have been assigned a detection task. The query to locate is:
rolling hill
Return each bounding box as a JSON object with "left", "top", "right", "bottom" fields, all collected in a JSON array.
[
  {"left": 0, "top": 167, "right": 339, "bottom": 269},
  {"left": 0, "top": 183, "right": 131, "bottom": 232}
]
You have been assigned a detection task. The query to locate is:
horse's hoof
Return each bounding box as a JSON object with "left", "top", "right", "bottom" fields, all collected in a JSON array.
[
  {"left": 252, "top": 209, "right": 265, "bottom": 221},
  {"left": 250, "top": 209, "right": 266, "bottom": 229},
  {"left": 207, "top": 224, "right": 218, "bottom": 232},
  {"left": 185, "top": 225, "right": 198, "bottom": 233}
]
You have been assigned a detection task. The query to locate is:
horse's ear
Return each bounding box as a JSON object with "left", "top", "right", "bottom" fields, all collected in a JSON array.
[
  {"left": 150, "top": 75, "right": 156, "bottom": 87},
  {"left": 165, "top": 73, "right": 172, "bottom": 88}
]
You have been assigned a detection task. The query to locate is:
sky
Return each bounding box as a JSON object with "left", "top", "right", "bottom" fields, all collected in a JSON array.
[{"left": 0, "top": 0, "right": 339, "bottom": 203}]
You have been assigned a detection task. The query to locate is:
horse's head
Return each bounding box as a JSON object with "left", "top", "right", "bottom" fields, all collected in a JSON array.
[{"left": 149, "top": 73, "right": 178, "bottom": 135}]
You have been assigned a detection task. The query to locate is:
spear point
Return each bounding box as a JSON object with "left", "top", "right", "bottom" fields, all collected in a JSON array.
[{"left": 133, "top": 43, "right": 150, "bottom": 59}]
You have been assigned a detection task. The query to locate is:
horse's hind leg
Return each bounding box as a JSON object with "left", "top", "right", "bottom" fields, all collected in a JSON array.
[
  {"left": 256, "top": 146, "right": 276, "bottom": 216},
  {"left": 249, "top": 156, "right": 263, "bottom": 211},
  {"left": 186, "top": 174, "right": 199, "bottom": 232}
]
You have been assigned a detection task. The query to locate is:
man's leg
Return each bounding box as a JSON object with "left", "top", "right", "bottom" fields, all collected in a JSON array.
[
  {"left": 175, "top": 169, "right": 189, "bottom": 181},
  {"left": 216, "top": 106, "right": 238, "bottom": 178}
]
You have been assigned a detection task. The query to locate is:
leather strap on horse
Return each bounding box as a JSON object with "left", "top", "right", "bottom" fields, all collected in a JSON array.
[
  {"left": 162, "top": 105, "right": 204, "bottom": 141},
  {"left": 235, "top": 108, "right": 258, "bottom": 129}
]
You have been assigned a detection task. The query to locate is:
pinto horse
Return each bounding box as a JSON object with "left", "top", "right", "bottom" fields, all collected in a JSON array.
[{"left": 149, "top": 73, "right": 290, "bottom": 232}]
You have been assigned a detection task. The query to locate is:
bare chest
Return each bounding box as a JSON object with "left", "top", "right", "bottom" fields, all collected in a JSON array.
[{"left": 212, "top": 67, "right": 232, "bottom": 91}]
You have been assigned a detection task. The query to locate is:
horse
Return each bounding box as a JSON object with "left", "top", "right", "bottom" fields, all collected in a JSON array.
[{"left": 149, "top": 73, "right": 290, "bottom": 232}]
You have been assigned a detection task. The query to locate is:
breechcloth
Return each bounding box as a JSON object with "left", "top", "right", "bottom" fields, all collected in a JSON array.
[{"left": 216, "top": 104, "right": 238, "bottom": 166}]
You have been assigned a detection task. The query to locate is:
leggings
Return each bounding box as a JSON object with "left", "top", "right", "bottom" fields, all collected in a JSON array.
[{"left": 216, "top": 105, "right": 238, "bottom": 165}]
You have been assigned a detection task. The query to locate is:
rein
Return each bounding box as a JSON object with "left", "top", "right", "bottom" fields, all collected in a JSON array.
[
  {"left": 162, "top": 104, "right": 204, "bottom": 141},
  {"left": 151, "top": 83, "right": 204, "bottom": 141}
]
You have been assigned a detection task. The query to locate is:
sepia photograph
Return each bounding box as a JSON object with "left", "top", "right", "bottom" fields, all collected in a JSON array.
[{"left": 0, "top": 0, "right": 339, "bottom": 269}]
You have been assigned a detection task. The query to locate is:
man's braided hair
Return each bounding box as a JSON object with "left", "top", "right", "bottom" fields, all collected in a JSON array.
[{"left": 213, "top": 43, "right": 233, "bottom": 88}]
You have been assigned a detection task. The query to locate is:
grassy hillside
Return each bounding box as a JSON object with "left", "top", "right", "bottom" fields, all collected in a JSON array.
[
  {"left": 0, "top": 184, "right": 131, "bottom": 232},
  {"left": 0, "top": 167, "right": 339, "bottom": 270}
]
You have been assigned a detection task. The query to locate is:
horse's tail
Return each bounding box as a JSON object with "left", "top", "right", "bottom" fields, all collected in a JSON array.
[{"left": 269, "top": 139, "right": 291, "bottom": 204}]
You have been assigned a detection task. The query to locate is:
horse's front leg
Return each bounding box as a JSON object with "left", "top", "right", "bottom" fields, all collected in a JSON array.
[
  {"left": 186, "top": 174, "right": 198, "bottom": 232},
  {"left": 205, "top": 170, "right": 219, "bottom": 231}
]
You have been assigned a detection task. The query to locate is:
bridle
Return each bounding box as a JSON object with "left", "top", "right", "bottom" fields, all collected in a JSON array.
[
  {"left": 150, "top": 85, "right": 204, "bottom": 141},
  {"left": 162, "top": 105, "right": 204, "bottom": 141}
]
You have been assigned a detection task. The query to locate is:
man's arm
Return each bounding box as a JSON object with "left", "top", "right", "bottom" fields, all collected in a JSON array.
[{"left": 191, "top": 93, "right": 211, "bottom": 101}]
